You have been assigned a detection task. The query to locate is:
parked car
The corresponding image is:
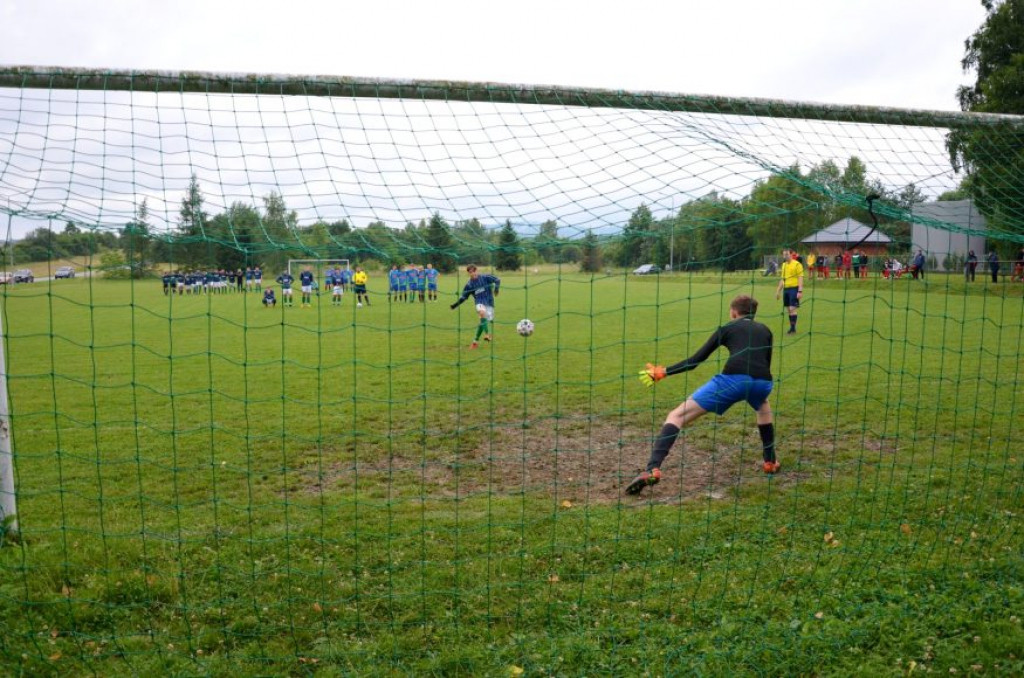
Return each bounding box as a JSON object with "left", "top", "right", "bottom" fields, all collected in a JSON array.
[
  {"left": 55, "top": 266, "right": 76, "bottom": 279},
  {"left": 13, "top": 269, "right": 34, "bottom": 283},
  {"left": 632, "top": 264, "right": 661, "bottom": 275},
  {"left": 0, "top": 272, "right": 12, "bottom": 284}
]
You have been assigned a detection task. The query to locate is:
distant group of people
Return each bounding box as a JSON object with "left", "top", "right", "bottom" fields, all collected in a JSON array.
[
  {"left": 259, "top": 263, "right": 452, "bottom": 309},
  {"left": 162, "top": 267, "right": 264, "bottom": 294},
  {"left": 807, "top": 250, "right": 870, "bottom": 279},
  {"left": 962, "top": 248, "right": 1024, "bottom": 283},
  {"left": 764, "top": 246, "right": 1023, "bottom": 284},
  {"left": 387, "top": 264, "right": 441, "bottom": 303},
  {"left": 881, "top": 250, "right": 927, "bottom": 279},
  {"left": 265, "top": 264, "right": 356, "bottom": 308}
]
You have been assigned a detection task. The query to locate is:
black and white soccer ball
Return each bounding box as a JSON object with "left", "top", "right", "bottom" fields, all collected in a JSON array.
[{"left": 516, "top": 318, "right": 535, "bottom": 337}]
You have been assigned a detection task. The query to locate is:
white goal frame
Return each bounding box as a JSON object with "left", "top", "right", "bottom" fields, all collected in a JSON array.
[{"left": 287, "top": 259, "right": 350, "bottom": 278}]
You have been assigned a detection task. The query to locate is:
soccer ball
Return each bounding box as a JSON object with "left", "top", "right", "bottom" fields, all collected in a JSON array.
[
  {"left": 516, "top": 318, "right": 535, "bottom": 337},
  {"left": 357, "top": 302, "right": 363, "bottom": 308}
]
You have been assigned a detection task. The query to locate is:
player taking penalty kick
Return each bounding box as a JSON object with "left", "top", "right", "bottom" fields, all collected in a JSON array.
[
  {"left": 626, "top": 295, "right": 779, "bottom": 495},
  {"left": 451, "top": 264, "right": 500, "bottom": 349}
]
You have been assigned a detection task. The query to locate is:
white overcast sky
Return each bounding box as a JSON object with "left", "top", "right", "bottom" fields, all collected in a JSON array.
[
  {"left": 0, "top": 0, "right": 992, "bottom": 239},
  {"left": 0, "top": 0, "right": 986, "bottom": 111}
]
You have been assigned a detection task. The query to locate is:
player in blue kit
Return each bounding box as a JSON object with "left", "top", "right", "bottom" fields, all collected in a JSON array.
[
  {"left": 394, "top": 266, "right": 407, "bottom": 302},
  {"left": 388, "top": 265, "right": 402, "bottom": 302},
  {"left": 450, "top": 264, "right": 500, "bottom": 349},
  {"left": 416, "top": 265, "right": 428, "bottom": 303},
  {"left": 425, "top": 263, "right": 439, "bottom": 302},
  {"left": 403, "top": 266, "right": 416, "bottom": 303},
  {"left": 299, "top": 267, "right": 315, "bottom": 308},
  {"left": 276, "top": 271, "right": 295, "bottom": 307}
]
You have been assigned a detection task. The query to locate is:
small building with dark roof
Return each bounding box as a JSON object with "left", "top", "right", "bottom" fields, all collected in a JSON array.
[{"left": 800, "top": 217, "right": 891, "bottom": 256}]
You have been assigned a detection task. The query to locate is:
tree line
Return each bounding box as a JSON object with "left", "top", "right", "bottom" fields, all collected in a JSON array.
[{"left": 9, "top": 154, "right": 931, "bottom": 276}]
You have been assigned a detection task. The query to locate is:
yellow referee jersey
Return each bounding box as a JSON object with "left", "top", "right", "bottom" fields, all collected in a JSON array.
[{"left": 780, "top": 259, "right": 804, "bottom": 288}]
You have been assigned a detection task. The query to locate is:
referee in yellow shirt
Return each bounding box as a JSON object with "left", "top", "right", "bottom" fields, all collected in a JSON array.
[
  {"left": 353, "top": 266, "right": 370, "bottom": 307},
  {"left": 775, "top": 249, "right": 804, "bottom": 334}
]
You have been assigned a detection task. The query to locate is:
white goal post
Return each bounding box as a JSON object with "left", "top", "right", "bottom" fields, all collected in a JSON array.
[{"left": 287, "top": 259, "right": 350, "bottom": 278}]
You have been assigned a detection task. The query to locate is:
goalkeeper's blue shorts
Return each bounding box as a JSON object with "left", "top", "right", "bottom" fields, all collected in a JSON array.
[{"left": 692, "top": 374, "right": 773, "bottom": 415}]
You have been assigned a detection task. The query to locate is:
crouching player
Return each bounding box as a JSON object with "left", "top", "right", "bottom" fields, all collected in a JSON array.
[
  {"left": 262, "top": 287, "right": 277, "bottom": 308},
  {"left": 625, "top": 295, "right": 779, "bottom": 495}
]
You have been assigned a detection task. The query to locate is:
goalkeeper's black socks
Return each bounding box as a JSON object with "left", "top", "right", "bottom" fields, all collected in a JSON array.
[
  {"left": 647, "top": 423, "right": 680, "bottom": 472},
  {"left": 758, "top": 423, "right": 776, "bottom": 463},
  {"left": 789, "top": 314, "right": 797, "bottom": 331}
]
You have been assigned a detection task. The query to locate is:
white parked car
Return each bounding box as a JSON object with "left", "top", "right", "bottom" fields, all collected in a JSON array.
[{"left": 632, "top": 264, "right": 661, "bottom": 275}]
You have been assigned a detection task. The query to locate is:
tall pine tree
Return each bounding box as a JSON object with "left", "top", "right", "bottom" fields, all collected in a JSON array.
[{"left": 495, "top": 220, "right": 521, "bottom": 271}]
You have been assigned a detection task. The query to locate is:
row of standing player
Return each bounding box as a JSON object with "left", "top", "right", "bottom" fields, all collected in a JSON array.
[
  {"left": 262, "top": 263, "right": 495, "bottom": 355},
  {"left": 387, "top": 264, "right": 442, "bottom": 303},
  {"left": 161, "top": 267, "right": 267, "bottom": 294},
  {"left": 265, "top": 266, "right": 365, "bottom": 307},
  {"left": 264, "top": 264, "right": 444, "bottom": 308},
  {"left": 263, "top": 263, "right": 497, "bottom": 357}
]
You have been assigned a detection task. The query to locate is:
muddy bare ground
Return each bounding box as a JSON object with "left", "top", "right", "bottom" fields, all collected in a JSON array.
[{"left": 284, "top": 416, "right": 822, "bottom": 506}]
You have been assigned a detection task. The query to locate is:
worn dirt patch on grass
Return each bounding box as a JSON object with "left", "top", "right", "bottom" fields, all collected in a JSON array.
[{"left": 284, "top": 414, "right": 811, "bottom": 506}]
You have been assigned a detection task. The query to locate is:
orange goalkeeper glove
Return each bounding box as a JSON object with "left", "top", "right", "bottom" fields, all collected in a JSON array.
[{"left": 638, "top": 363, "right": 667, "bottom": 387}]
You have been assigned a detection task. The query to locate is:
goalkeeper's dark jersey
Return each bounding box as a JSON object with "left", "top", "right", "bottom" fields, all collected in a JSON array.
[{"left": 666, "top": 316, "right": 773, "bottom": 381}]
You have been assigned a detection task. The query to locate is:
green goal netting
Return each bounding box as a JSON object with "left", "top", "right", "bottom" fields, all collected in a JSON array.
[{"left": 0, "top": 67, "right": 1023, "bottom": 676}]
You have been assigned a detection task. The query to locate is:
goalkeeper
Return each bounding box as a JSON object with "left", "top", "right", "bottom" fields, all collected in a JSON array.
[{"left": 626, "top": 295, "right": 778, "bottom": 495}]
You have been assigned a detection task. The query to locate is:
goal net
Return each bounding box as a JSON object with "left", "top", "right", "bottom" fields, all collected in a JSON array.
[{"left": 0, "top": 66, "right": 1022, "bottom": 675}]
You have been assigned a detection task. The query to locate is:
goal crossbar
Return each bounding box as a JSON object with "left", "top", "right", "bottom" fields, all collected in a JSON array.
[{"left": 3, "top": 65, "right": 1024, "bottom": 129}]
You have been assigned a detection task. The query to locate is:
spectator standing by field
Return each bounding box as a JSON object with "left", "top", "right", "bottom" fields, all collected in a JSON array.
[
  {"left": 965, "top": 250, "right": 978, "bottom": 282},
  {"left": 987, "top": 251, "right": 1000, "bottom": 283},
  {"left": 911, "top": 250, "right": 926, "bottom": 280}
]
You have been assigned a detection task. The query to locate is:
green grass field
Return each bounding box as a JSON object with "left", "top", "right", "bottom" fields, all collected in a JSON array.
[{"left": 1, "top": 270, "right": 1022, "bottom": 676}]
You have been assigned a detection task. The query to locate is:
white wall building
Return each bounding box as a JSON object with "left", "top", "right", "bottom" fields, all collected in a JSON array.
[{"left": 911, "top": 200, "right": 987, "bottom": 271}]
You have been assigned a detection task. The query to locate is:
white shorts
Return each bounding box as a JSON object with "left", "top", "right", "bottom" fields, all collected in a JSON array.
[
  {"left": 301, "top": 285, "right": 312, "bottom": 294},
  {"left": 282, "top": 288, "right": 293, "bottom": 296},
  {"left": 475, "top": 303, "right": 494, "bottom": 321},
  {"left": 333, "top": 285, "right": 343, "bottom": 296}
]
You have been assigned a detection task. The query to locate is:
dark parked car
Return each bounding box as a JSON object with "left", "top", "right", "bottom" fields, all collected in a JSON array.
[
  {"left": 632, "top": 264, "right": 661, "bottom": 275},
  {"left": 13, "top": 269, "right": 34, "bottom": 283},
  {"left": 55, "top": 266, "right": 76, "bottom": 279}
]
